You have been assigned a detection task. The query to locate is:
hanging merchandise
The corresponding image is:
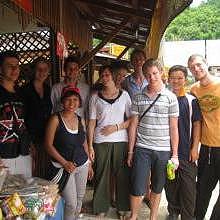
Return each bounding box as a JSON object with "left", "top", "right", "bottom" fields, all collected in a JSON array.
[{"left": 56, "top": 32, "right": 68, "bottom": 59}]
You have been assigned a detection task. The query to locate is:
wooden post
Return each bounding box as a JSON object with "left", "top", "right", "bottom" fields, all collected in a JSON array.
[{"left": 49, "top": 29, "right": 59, "bottom": 84}]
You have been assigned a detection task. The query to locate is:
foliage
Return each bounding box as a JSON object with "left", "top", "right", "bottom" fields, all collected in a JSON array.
[
  {"left": 165, "top": 0, "right": 220, "bottom": 41},
  {"left": 93, "top": 38, "right": 101, "bottom": 47}
]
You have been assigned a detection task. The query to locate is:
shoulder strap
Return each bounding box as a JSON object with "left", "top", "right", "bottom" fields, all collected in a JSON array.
[
  {"left": 57, "top": 113, "right": 62, "bottom": 122},
  {"left": 77, "top": 115, "right": 85, "bottom": 132},
  {"left": 139, "top": 94, "right": 161, "bottom": 122},
  {"left": 123, "top": 75, "right": 131, "bottom": 90}
]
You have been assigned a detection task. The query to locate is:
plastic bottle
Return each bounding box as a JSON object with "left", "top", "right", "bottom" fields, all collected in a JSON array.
[{"left": 167, "top": 160, "right": 175, "bottom": 180}]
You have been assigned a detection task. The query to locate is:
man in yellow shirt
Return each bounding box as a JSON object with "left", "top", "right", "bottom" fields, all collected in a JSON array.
[{"left": 188, "top": 54, "right": 220, "bottom": 220}]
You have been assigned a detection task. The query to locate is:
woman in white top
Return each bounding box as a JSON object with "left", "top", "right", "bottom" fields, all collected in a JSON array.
[{"left": 88, "top": 65, "right": 131, "bottom": 218}]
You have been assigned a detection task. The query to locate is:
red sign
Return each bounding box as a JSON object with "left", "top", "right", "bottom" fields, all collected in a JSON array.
[{"left": 13, "top": 0, "right": 32, "bottom": 13}]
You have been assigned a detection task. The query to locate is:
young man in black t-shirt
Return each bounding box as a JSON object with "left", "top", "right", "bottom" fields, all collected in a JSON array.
[{"left": 0, "top": 51, "right": 31, "bottom": 177}]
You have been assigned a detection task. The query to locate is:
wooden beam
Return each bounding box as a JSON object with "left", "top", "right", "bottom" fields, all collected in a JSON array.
[
  {"left": 117, "top": 42, "right": 135, "bottom": 60},
  {"left": 94, "top": 33, "right": 144, "bottom": 49},
  {"left": 90, "top": 18, "right": 148, "bottom": 36},
  {"left": 98, "top": 10, "right": 151, "bottom": 26},
  {"left": 75, "top": 0, "right": 152, "bottom": 19},
  {"left": 100, "top": 26, "right": 148, "bottom": 39},
  {"left": 80, "top": 18, "right": 130, "bottom": 68},
  {"left": 81, "top": 14, "right": 150, "bottom": 33},
  {"left": 94, "top": 32, "right": 144, "bottom": 46},
  {"left": 92, "top": 29, "right": 146, "bottom": 43},
  {"left": 94, "top": 33, "right": 135, "bottom": 47}
]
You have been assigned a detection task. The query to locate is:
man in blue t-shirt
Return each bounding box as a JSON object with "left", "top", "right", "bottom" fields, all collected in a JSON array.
[
  {"left": 123, "top": 49, "right": 148, "bottom": 99},
  {"left": 165, "top": 65, "right": 202, "bottom": 220}
]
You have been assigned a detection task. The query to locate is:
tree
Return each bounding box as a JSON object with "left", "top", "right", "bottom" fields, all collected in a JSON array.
[
  {"left": 165, "top": 0, "right": 220, "bottom": 41},
  {"left": 93, "top": 38, "right": 101, "bottom": 47}
]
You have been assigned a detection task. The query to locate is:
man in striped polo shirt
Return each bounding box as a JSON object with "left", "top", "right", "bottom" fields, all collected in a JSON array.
[{"left": 127, "top": 59, "right": 179, "bottom": 220}]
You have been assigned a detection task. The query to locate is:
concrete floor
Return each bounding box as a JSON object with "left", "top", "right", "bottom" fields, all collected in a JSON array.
[{"left": 81, "top": 184, "right": 219, "bottom": 220}]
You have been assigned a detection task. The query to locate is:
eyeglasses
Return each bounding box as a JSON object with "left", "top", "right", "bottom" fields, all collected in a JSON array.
[{"left": 169, "top": 77, "right": 185, "bottom": 80}]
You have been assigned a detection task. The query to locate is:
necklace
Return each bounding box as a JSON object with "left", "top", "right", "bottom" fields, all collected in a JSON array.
[
  {"left": 102, "top": 88, "right": 119, "bottom": 99},
  {"left": 61, "top": 113, "right": 78, "bottom": 130}
]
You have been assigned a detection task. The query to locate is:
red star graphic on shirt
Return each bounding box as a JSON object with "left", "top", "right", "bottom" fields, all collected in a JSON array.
[{"left": 0, "top": 105, "right": 24, "bottom": 143}]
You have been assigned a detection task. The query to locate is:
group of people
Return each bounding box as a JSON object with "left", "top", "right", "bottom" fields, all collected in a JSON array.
[{"left": 0, "top": 49, "right": 219, "bottom": 220}]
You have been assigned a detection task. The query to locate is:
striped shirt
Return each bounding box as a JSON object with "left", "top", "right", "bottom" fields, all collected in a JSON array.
[{"left": 132, "top": 86, "right": 179, "bottom": 151}]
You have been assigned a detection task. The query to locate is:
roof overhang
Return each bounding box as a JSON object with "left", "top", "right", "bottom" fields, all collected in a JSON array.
[{"left": 0, "top": 0, "right": 193, "bottom": 58}]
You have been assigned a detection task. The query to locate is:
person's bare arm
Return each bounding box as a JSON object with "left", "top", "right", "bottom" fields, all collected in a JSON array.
[
  {"left": 76, "top": 118, "right": 94, "bottom": 179},
  {"left": 169, "top": 116, "right": 179, "bottom": 157},
  {"left": 87, "top": 119, "right": 96, "bottom": 162},
  {"left": 169, "top": 116, "right": 179, "bottom": 169},
  {"left": 81, "top": 119, "right": 89, "bottom": 157},
  {"left": 127, "top": 115, "right": 138, "bottom": 167},
  {"left": 120, "top": 118, "right": 131, "bottom": 129},
  {"left": 44, "top": 115, "right": 75, "bottom": 173},
  {"left": 190, "top": 120, "right": 201, "bottom": 162},
  {"left": 100, "top": 118, "right": 131, "bottom": 136}
]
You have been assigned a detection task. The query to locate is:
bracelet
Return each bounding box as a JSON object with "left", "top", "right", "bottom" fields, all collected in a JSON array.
[
  {"left": 128, "top": 151, "right": 134, "bottom": 154},
  {"left": 172, "top": 155, "right": 178, "bottom": 158},
  {"left": 116, "top": 124, "right": 119, "bottom": 131},
  {"left": 73, "top": 161, "right": 77, "bottom": 167}
]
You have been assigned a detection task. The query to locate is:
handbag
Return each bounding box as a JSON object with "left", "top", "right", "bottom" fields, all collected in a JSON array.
[
  {"left": 46, "top": 114, "right": 83, "bottom": 192},
  {"left": 46, "top": 135, "right": 75, "bottom": 192},
  {"left": 46, "top": 161, "right": 70, "bottom": 192}
]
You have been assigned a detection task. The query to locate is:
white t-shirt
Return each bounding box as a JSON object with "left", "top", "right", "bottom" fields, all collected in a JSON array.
[
  {"left": 89, "top": 90, "right": 131, "bottom": 143},
  {"left": 51, "top": 81, "right": 90, "bottom": 118}
]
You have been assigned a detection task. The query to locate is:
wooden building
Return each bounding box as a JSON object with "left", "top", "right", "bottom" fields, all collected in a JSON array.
[{"left": 0, "top": 0, "right": 193, "bottom": 83}]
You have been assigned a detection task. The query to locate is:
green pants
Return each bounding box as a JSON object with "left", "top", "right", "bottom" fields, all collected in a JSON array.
[{"left": 93, "top": 142, "right": 130, "bottom": 214}]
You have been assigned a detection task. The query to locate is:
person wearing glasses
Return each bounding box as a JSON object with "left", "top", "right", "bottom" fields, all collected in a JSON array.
[{"left": 165, "top": 65, "right": 202, "bottom": 220}]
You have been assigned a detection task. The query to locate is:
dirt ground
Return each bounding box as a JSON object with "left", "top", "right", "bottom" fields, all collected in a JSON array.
[{"left": 81, "top": 184, "right": 219, "bottom": 219}]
